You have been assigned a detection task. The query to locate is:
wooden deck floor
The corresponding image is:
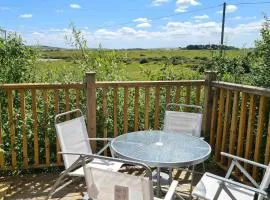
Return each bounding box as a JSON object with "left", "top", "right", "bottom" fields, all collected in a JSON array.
[{"left": 1, "top": 165, "right": 224, "bottom": 200}]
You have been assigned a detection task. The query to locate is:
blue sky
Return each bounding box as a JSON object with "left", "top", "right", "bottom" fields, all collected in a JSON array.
[{"left": 0, "top": 0, "right": 269, "bottom": 48}]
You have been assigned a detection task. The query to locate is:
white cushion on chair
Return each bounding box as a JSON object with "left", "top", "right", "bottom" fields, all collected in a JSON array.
[
  {"left": 69, "top": 158, "right": 123, "bottom": 177},
  {"left": 192, "top": 173, "right": 255, "bottom": 200}
]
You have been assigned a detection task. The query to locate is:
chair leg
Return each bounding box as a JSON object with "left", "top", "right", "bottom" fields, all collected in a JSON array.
[
  {"left": 202, "top": 162, "right": 205, "bottom": 173},
  {"left": 190, "top": 165, "right": 195, "bottom": 199},
  {"left": 169, "top": 168, "right": 173, "bottom": 184}
]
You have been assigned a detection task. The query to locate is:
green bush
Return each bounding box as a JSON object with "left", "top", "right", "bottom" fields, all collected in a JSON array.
[{"left": 0, "top": 34, "right": 39, "bottom": 83}]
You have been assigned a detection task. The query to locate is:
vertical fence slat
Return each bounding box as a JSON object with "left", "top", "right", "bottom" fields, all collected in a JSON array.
[
  {"left": 215, "top": 88, "right": 226, "bottom": 161},
  {"left": 253, "top": 96, "right": 267, "bottom": 179},
  {"left": 228, "top": 91, "right": 239, "bottom": 166},
  {"left": 195, "top": 85, "right": 201, "bottom": 112},
  {"left": 165, "top": 86, "right": 171, "bottom": 106},
  {"left": 0, "top": 95, "right": 4, "bottom": 168},
  {"left": 19, "top": 89, "right": 28, "bottom": 168},
  {"left": 134, "top": 87, "right": 139, "bottom": 131},
  {"left": 210, "top": 88, "right": 219, "bottom": 147},
  {"left": 236, "top": 92, "right": 248, "bottom": 159},
  {"left": 54, "top": 89, "right": 61, "bottom": 165},
  {"left": 154, "top": 86, "right": 160, "bottom": 129},
  {"left": 185, "top": 86, "right": 191, "bottom": 111},
  {"left": 144, "top": 87, "right": 150, "bottom": 130},
  {"left": 31, "top": 89, "right": 39, "bottom": 167},
  {"left": 7, "top": 90, "right": 16, "bottom": 169},
  {"left": 221, "top": 90, "right": 232, "bottom": 164},
  {"left": 264, "top": 117, "right": 270, "bottom": 165},
  {"left": 244, "top": 94, "right": 256, "bottom": 170},
  {"left": 102, "top": 88, "right": 108, "bottom": 156},
  {"left": 113, "top": 87, "right": 118, "bottom": 137},
  {"left": 123, "top": 87, "right": 129, "bottom": 133},
  {"left": 43, "top": 90, "right": 50, "bottom": 167}
]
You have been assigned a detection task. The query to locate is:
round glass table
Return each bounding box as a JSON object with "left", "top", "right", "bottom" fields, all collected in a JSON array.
[{"left": 110, "top": 130, "right": 211, "bottom": 168}]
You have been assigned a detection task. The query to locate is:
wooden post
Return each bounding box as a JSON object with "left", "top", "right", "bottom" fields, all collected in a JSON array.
[
  {"left": 202, "top": 71, "right": 217, "bottom": 137},
  {"left": 85, "top": 72, "right": 97, "bottom": 151}
]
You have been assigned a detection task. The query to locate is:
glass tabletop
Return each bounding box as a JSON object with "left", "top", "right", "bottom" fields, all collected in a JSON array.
[{"left": 110, "top": 130, "right": 211, "bottom": 168}]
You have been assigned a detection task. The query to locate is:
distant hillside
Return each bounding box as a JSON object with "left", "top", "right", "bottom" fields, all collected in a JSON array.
[{"left": 182, "top": 44, "right": 239, "bottom": 50}]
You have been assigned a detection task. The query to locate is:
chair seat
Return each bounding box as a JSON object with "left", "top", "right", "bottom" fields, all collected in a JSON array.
[
  {"left": 69, "top": 158, "right": 123, "bottom": 177},
  {"left": 192, "top": 172, "right": 255, "bottom": 200}
]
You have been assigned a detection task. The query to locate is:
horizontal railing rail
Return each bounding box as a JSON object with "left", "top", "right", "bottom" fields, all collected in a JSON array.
[{"left": 212, "top": 81, "right": 270, "bottom": 97}]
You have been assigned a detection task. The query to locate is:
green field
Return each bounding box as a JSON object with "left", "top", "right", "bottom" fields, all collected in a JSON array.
[{"left": 37, "top": 49, "right": 247, "bottom": 81}]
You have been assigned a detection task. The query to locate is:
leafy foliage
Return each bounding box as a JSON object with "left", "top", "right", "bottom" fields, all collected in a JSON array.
[
  {"left": 0, "top": 33, "right": 39, "bottom": 83},
  {"left": 252, "top": 17, "right": 270, "bottom": 87}
]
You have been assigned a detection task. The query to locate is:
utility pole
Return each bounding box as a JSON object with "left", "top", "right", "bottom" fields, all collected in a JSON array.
[{"left": 220, "top": 2, "right": 226, "bottom": 57}]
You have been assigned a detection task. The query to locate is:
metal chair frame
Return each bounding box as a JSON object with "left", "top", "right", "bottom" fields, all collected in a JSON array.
[{"left": 192, "top": 152, "right": 270, "bottom": 200}]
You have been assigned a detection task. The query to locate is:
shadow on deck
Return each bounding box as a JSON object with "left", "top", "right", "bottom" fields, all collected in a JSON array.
[{"left": 1, "top": 163, "right": 225, "bottom": 200}]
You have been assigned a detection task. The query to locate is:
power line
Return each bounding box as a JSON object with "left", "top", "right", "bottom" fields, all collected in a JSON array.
[
  {"left": 229, "top": 1, "right": 270, "bottom": 5},
  {"left": 95, "top": 4, "right": 223, "bottom": 29}
]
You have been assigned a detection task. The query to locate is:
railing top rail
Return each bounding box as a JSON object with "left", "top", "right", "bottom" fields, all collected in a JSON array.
[
  {"left": 212, "top": 81, "right": 270, "bottom": 97},
  {"left": 95, "top": 80, "right": 205, "bottom": 88},
  {"left": 0, "top": 83, "right": 86, "bottom": 90}
]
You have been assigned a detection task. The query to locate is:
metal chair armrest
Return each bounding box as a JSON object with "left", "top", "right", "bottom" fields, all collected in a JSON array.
[
  {"left": 88, "top": 138, "right": 113, "bottom": 141},
  {"left": 58, "top": 152, "right": 153, "bottom": 179},
  {"left": 221, "top": 152, "right": 268, "bottom": 169},
  {"left": 164, "top": 180, "right": 179, "bottom": 200},
  {"left": 205, "top": 173, "right": 268, "bottom": 196}
]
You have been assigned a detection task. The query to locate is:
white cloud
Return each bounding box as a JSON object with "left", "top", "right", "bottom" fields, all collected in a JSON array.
[
  {"left": 70, "top": 4, "right": 81, "bottom": 9},
  {"left": 133, "top": 18, "right": 152, "bottom": 28},
  {"left": 152, "top": 0, "right": 169, "bottom": 6},
  {"left": 22, "top": 20, "right": 263, "bottom": 48},
  {"left": 137, "top": 23, "right": 152, "bottom": 28},
  {"left": 133, "top": 18, "right": 152, "bottom": 23},
  {"left": 175, "top": 0, "right": 200, "bottom": 13},
  {"left": 193, "top": 14, "right": 209, "bottom": 20},
  {"left": 217, "top": 4, "right": 237, "bottom": 14},
  {"left": 19, "top": 14, "right": 32, "bottom": 19}
]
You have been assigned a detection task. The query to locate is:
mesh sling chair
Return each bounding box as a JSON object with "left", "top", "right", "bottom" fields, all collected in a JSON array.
[
  {"left": 164, "top": 103, "right": 203, "bottom": 138},
  {"left": 192, "top": 152, "right": 270, "bottom": 200},
  {"left": 162, "top": 103, "right": 204, "bottom": 193},
  {"left": 46, "top": 109, "right": 123, "bottom": 199},
  {"left": 83, "top": 154, "right": 180, "bottom": 200}
]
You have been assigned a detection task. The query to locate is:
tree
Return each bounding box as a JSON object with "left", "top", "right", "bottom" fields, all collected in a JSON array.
[
  {"left": 0, "top": 33, "right": 39, "bottom": 83},
  {"left": 252, "top": 17, "right": 270, "bottom": 87}
]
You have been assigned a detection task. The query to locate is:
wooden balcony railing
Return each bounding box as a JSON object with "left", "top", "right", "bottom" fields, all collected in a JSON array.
[{"left": 0, "top": 71, "right": 269, "bottom": 182}]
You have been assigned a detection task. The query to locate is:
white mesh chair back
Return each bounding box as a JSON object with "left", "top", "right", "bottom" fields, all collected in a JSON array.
[
  {"left": 258, "top": 163, "right": 270, "bottom": 200},
  {"left": 55, "top": 116, "right": 92, "bottom": 169},
  {"left": 84, "top": 166, "right": 154, "bottom": 200},
  {"left": 164, "top": 110, "right": 202, "bottom": 137}
]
